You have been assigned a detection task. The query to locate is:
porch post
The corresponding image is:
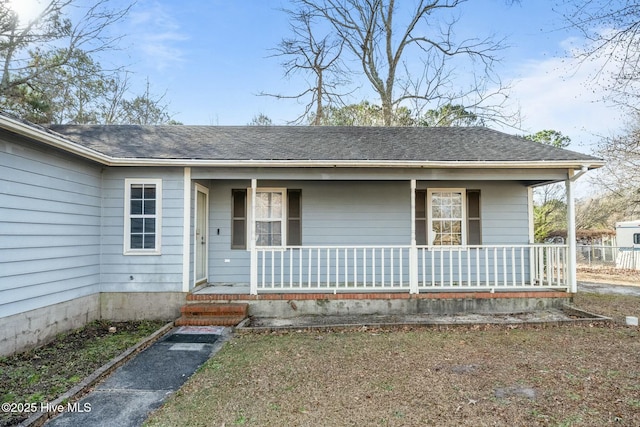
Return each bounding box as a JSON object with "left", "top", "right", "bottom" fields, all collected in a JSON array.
[
  {"left": 250, "top": 179, "right": 258, "bottom": 295},
  {"left": 527, "top": 186, "right": 535, "bottom": 286},
  {"left": 566, "top": 175, "right": 577, "bottom": 293},
  {"left": 409, "top": 179, "right": 419, "bottom": 294},
  {"left": 182, "top": 167, "right": 191, "bottom": 293}
]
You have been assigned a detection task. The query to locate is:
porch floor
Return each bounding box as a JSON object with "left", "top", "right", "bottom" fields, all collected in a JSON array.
[{"left": 192, "top": 283, "right": 251, "bottom": 295}]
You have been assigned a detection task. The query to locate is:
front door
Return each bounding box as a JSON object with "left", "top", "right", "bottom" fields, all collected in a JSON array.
[{"left": 195, "top": 184, "right": 209, "bottom": 285}]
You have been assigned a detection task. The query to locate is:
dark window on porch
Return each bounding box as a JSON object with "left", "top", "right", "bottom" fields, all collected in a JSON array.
[
  {"left": 414, "top": 189, "right": 481, "bottom": 245},
  {"left": 231, "top": 189, "right": 246, "bottom": 249},
  {"left": 231, "top": 188, "right": 302, "bottom": 249},
  {"left": 415, "top": 190, "right": 427, "bottom": 245},
  {"left": 467, "top": 190, "right": 482, "bottom": 245},
  {"left": 287, "top": 189, "right": 302, "bottom": 246}
]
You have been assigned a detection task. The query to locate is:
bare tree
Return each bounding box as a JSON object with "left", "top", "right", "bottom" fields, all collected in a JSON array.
[
  {"left": 248, "top": 113, "right": 273, "bottom": 126},
  {"left": 576, "top": 193, "right": 630, "bottom": 229},
  {"left": 593, "top": 111, "right": 640, "bottom": 214},
  {"left": 293, "top": 0, "right": 510, "bottom": 126},
  {"left": 318, "top": 100, "right": 414, "bottom": 125},
  {"left": 263, "top": 7, "right": 351, "bottom": 125},
  {"left": 100, "top": 71, "right": 133, "bottom": 125},
  {"left": 118, "top": 78, "right": 176, "bottom": 125},
  {"left": 561, "top": 0, "right": 640, "bottom": 109},
  {"left": 0, "top": 0, "right": 130, "bottom": 98},
  {"left": 0, "top": 1, "right": 179, "bottom": 125},
  {"left": 418, "top": 103, "right": 483, "bottom": 126}
]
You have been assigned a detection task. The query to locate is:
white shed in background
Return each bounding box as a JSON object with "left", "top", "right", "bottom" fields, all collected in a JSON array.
[
  {"left": 615, "top": 220, "right": 640, "bottom": 269},
  {"left": 616, "top": 220, "right": 640, "bottom": 248}
]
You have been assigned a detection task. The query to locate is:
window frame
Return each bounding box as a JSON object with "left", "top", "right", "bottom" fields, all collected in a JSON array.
[
  {"left": 287, "top": 189, "right": 302, "bottom": 246},
  {"left": 231, "top": 189, "right": 247, "bottom": 250},
  {"left": 231, "top": 188, "right": 302, "bottom": 250},
  {"left": 123, "top": 178, "right": 162, "bottom": 255},
  {"left": 427, "top": 188, "right": 467, "bottom": 246},
  {"left": 466, "top": 189, "right": 482, "bottom": 246},
  {"left": 415, "top": 189, "right": 427, "bottom": 246},
  {"left": 249, "top": 187, "right": 287, "bottom": 249}
]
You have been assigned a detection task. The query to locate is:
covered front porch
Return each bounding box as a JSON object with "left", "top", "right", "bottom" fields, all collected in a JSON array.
[
  {"left": 179, "top": 169, "right": 584, "bottom": 326},
  {"left": 185, "top": 169, "right": 583, "bottom": 297}
]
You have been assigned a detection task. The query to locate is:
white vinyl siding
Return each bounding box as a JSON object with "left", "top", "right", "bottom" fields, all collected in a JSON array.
[
  {"left": 101, "top": 168, "right": 184, "bottom": 292},
  {"left": 123, "top": 179, "right": 162, "bottom": 255},
  {"left": 207, "top": 181, "right": 410, "bottom": 284}
]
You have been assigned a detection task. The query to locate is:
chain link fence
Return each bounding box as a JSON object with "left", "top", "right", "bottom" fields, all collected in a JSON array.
[{"left": 577, "top": 245, "right": 640, "bottom": 270}]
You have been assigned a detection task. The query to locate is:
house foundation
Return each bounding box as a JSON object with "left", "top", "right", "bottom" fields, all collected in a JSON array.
[
  {"left": 0, "top": 292, "right": 186, "bottom": 356},
  {"left": 0, "top": 294, "right": 100, "bottom": 357},
  {"left": 100, "top": 292, "right": 186, "bottom": 321},
  {"left": 188, "top": 290, "right": 571, "bottom": 319}
]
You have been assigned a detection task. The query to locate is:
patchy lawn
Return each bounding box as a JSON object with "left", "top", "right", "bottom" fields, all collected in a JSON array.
[
  {"left": 574, "top": 292, "right": 640, "bottom": 324},
  {"left": 0, "top": 320, "right": 166, "bottom": 427},
  {"left": 146, "top": 293, "right": 640, "bottom": 427}
]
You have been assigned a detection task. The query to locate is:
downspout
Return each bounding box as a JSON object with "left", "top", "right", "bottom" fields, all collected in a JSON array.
[{"left": 566, "top": 165, "right": 589, "bottom": 293}]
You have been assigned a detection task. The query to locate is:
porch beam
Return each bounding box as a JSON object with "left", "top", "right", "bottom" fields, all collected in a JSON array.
[
  {"left": 191, "top": 167, "right": 575, "bottom": 182},
  {"left": 250, "top": 178, "right": 258, "bottom": 295}
]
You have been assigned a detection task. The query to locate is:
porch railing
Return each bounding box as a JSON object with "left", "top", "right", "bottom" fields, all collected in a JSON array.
[
  {"left": 418, "top": 245, "right": 567, "bottom": 290},
  {"left": 255, "top": 244, "right": 568, "bottom": 293}
]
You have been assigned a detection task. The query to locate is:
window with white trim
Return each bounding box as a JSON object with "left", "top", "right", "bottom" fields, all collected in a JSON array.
[
  {"left": 231, "top": 188, "right": 302, "bottom": 249},
  {"left": 428, "top": 189, "right": 465, "bottom": 245},
  {"left": 255, "top": 189, "right": 284, "bottom": 246},
  {"left": 124, "top": 179, "right": 162, "bottom": 254}
]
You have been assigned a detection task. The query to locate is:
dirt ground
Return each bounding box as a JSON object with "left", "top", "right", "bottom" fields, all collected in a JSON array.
[{"left": 577, "top": 267, "right": 640, "bottom": 287}]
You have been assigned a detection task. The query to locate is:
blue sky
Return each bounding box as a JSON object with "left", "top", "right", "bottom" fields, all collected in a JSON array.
[{"left": 14, "top": 1, "right": 627, "bottom": 155}]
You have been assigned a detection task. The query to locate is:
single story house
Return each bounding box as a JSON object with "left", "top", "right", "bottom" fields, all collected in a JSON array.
[{"left": 0, "top": 112, "right": 602, "bottom": 354}]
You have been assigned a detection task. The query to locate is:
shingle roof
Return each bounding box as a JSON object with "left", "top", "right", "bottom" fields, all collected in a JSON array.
[{"left": 46, "top": 125, "right": 599, "bottom": 163}]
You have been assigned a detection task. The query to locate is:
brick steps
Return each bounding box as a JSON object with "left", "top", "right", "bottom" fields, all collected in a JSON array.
[{"left": 175, "top": 302, "right": 248, "bottom": 327}]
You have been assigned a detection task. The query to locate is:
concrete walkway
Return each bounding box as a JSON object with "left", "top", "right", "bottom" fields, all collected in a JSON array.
[
  {"left": 578, "top": 281, "right": 640, "bottom": 297},
  {"left": 44, "top": 326, "right": 228, "bottom": 427}
]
